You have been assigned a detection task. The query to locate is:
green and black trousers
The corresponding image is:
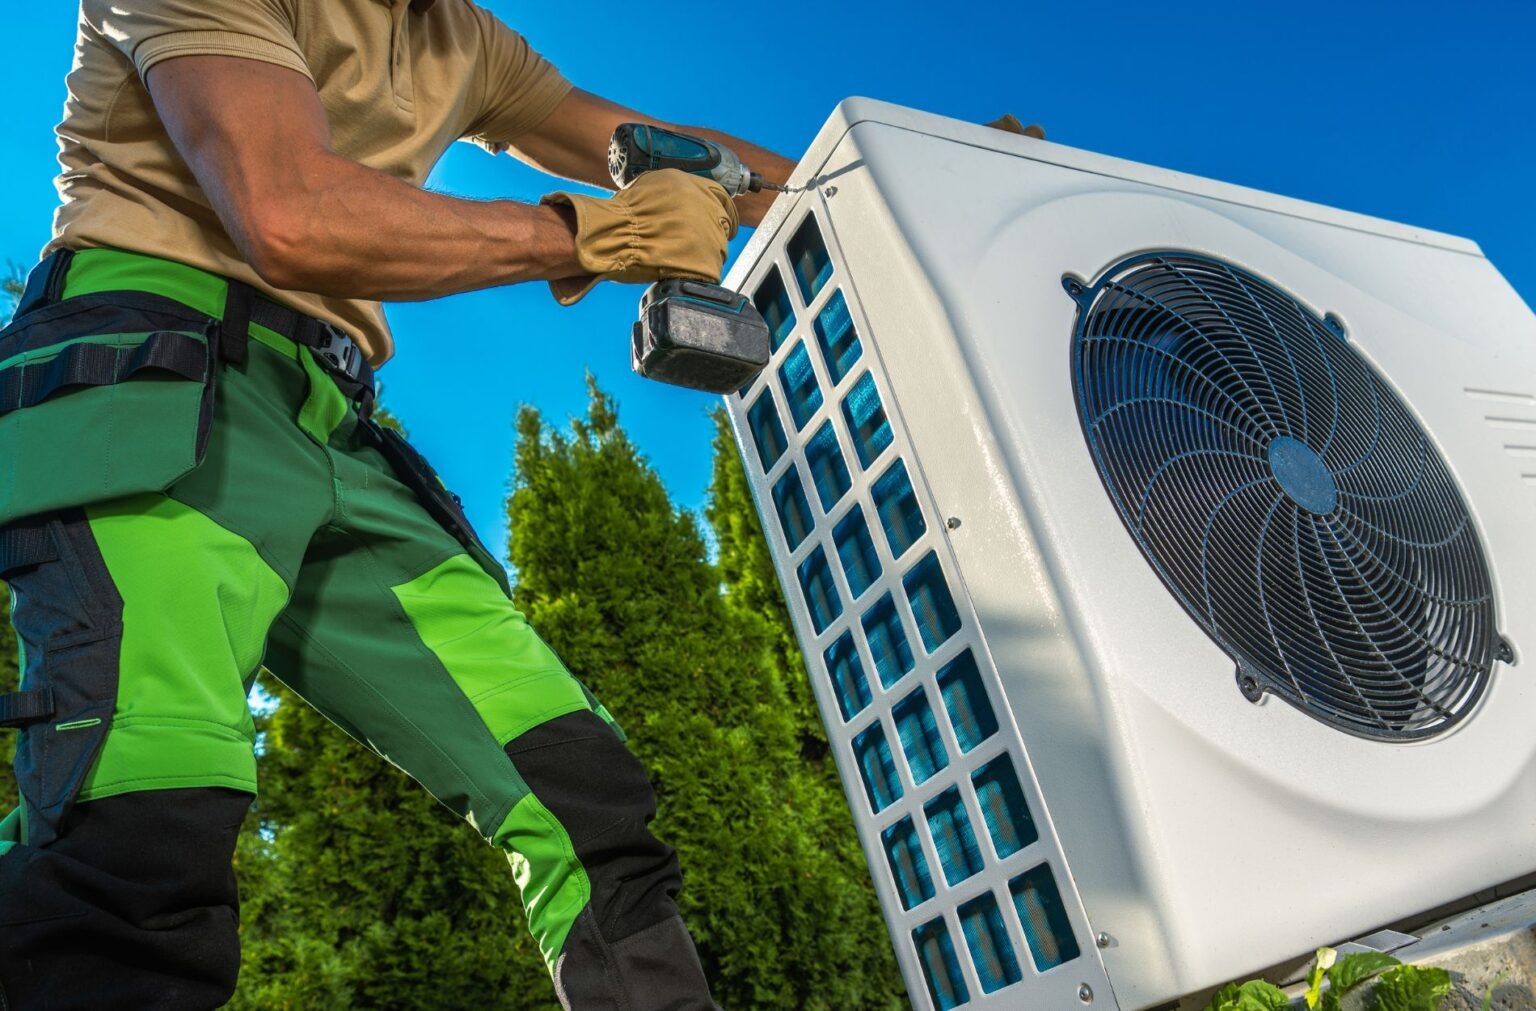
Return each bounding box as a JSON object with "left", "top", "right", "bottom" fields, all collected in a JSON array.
[{"left": 0, "top": 248, "right": 716, "bottom": 1010}]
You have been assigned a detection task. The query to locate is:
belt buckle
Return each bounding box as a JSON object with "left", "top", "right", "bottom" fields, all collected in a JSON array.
[{"left": 313, "top": 323, "right": 362, "bottom": 381}]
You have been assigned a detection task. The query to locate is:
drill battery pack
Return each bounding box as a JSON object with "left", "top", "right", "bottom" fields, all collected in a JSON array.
[{"left": 631, "top": 279, "right": 770, "bottom": 394}]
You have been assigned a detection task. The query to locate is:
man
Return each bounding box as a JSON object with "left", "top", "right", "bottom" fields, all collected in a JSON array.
[{"left": 0, "top": 0, "right": 793, "bottom": 1007}]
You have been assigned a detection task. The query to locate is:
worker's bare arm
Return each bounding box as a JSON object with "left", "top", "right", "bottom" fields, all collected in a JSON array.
[
  {"left": 509, "top": 88, "right": 795, "bottom": 228},
  {"left": 146, "top": 55, "right": 581, "bottom": 301}
]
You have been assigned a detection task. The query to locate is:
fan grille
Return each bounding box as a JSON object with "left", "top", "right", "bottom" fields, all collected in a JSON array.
[{"left": 1068, "top": 252, "right": 1498, "bottom": 740}]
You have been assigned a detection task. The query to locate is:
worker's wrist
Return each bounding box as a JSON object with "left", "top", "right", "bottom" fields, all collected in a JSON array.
[{"left": 513, "top": 200, "right": 585, "bottom": 281}]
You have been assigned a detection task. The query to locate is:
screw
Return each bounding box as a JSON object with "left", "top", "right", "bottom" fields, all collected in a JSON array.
[
  {"left": 1095, "top": 932, "right": 1110, "bottom": 949},
  {"left": 1497, "top": 637, "right": 1516, "bottom": 665},
  {"left": 1078, "top": 983, "right": 1094, "bottom": 1004},
  {"left": 1237, "top": 669, "right": 1264, "bottom": 703},
  {"left": 946, "top": 516, "right": 962, "bottom": 530},
  {"left": 823, "top": 185, "right": 838, "bottom": 198}
]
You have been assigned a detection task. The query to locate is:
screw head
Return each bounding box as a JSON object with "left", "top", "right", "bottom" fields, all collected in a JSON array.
[
  {"left": 1078, "top": 983, "right": 1094, "bottom": 1004},
  {"left": 1237, "top": 668, "right": 1264, "bottom": 703},
  {"left": 1095, "top": 932, "right": 1110, "bottom": 948},
  {"left": 1497, "top": 636, "right": 1516, "bottom": 665},
  {"left": 823, "top": 185, "right": 838, "bottom": 197},
  {"left": 946, "top": 516, "right": 962, "bottom": 530}
]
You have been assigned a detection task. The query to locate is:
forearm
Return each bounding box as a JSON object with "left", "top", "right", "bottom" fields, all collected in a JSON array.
[{"left": 240, "top": 151, "right": 580, "bottom": 302}]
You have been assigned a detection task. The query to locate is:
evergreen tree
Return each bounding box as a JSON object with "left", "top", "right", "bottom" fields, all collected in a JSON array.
[
  {"left": 509, "top": 378, "right": 905, "bottom": 1009},
  {"left": 704, "top": 406, "right": 904, "bottom": 1001}
]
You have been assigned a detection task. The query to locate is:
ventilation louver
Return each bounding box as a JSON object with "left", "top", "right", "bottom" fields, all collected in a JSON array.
[{"left": 1067, "top": 252, "right": 1501, "bottom": 740}]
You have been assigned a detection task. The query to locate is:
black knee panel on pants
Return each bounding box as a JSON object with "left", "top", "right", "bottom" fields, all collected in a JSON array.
[
  {"left": 503, "top": 710, "right": 682, "bottom": 943},
  {"left": 0, "top": 787, "right": 252, "bottom": 1010}
]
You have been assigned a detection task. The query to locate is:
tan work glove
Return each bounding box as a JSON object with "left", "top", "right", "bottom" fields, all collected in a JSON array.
[{"left": 541, "top": 168, "right": 740, "bottom": 306}]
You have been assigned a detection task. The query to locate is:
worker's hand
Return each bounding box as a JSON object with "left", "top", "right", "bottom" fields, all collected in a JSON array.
[{"left": 541, "top": 169, "right": 740, "bottom": 305}]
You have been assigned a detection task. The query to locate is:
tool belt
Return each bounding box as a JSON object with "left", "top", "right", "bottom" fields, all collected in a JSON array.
[
  {"left": 14, "top": 247, "right": 377, "bottom": 403},
  {"left": 0, "top": 248, "right": 378, "bottom": 528}
]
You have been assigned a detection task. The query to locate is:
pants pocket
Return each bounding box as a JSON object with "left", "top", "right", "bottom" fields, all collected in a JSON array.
[
  {"left": 0, "top": 294, "right": 219, "bottom": 527},
  {"left": 0, "top": 511, "right": 125, "bottom": 849}
]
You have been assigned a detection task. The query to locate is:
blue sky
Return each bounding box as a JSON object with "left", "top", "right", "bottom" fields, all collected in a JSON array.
[{"left": 3, "top": 2, "right": 1533, "bottom": 563}]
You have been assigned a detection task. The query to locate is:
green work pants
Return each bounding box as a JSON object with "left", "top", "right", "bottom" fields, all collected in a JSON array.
[{"left": 0, "top": 249, "right": 715, "bottom": 1010}]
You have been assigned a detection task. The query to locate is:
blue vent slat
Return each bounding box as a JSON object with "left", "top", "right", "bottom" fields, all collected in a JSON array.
[
  {"left": 833, "top": 506, "right": 881, "bottom": 600},
  {"left": 881, "top": 816, "right": 935, "bottom": 910},
  {"left": 771, "top": 468, "right": 813, "bottom": 550},
  {"left": 925, "top": 786, "right": 984, "bottom": 886},
  {"left": 936, "top": 650, "right": 998, "bottom": 752},
  {"left": 972, "top": 755, "right": 1038, "bottom": 860},
  {"left": 853, "top": 722, "right": 902, "bottom": 813},
  {"left": 871, "top": 459, "right": 926, "bottom": 559},
  {"left": 753, "top": 265, "right": 796, "bottom": 352},
  {"left": 861, "top": 592, "right": 915, "bottom": 689},
  {"left": 805, "top": 421, "right": 851, "bottom": 511},
  {"left": 814, "top": 289, "right": 863, "bottom": 384},
  {"left": 959, "top": 893, "right": 1023, "bottom": 993},
  {"left": 893, "top": 688, "right": 949, "bottom": 785},
  {"left": 904, "top": 551, "right": 961, "bottom": 653},
  {"left": 823, "top": 631, "right": 871, "bottom": 721},
  {"left": 796, "top": 546, "right": 842, "bottom": 634},
  {"left": 841, "top": 372, "right": 893, "bottom": 469},
  {"left": 778, "top": 342, "right": 823, "bottom": 431},
  {"left": 1010, "top": 863, "right": 1081, "bottom": 971},
  {"left": 746, "top": 391, "right": 786, "bottom": 471},
  {"left": 787, "top": 214, "right": 834, "bottom": 305},
  {"left": 913, "top": 918, "right": 971, "bottom": 1010}
]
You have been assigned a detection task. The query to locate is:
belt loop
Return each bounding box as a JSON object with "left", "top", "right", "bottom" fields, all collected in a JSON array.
[
  {"left": 14, "top": 249, "right": 75, "bottom": 318},
  {"left": 220, "top": 280, "right": 254, "bottom": 367}
]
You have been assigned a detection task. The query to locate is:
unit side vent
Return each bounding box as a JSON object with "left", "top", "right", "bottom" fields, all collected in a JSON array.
[{"left": 733, "top": 210, "right": 1094, "bottom": 1008}]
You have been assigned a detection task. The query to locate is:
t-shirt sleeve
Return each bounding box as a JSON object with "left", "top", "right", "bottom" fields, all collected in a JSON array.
[
  {"left": 461, "top": 8, "right": 573, "bottom": 152},
  {"left": 82, "top": 0, "right": 311, "bottom": 84}
]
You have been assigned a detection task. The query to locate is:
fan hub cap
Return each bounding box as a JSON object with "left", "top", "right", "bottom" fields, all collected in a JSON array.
[{"left": 1266, "top": 436, "right": 1337, "bottom": 514}]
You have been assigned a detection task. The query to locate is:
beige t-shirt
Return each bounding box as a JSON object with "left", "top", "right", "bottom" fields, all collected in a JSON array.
[{"left": 50, "top": 0, "right": 573, "bottom": 364}]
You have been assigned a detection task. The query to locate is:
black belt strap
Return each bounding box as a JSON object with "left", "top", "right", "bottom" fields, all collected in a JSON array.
[
  {"left": 14, "top": 249, "right": 75, "bottom": 320},
  {"left": 222, "top": 281, "right": 376, "bottom": 407},
  {"left": 0, "top": 331, "right": 209, "bottom": 419},
  {"left": 0, "top": 688, "right": 55, "bottom": 729},
  {"left": 220, "top": 277, "right": 252, "bottom": 367}
]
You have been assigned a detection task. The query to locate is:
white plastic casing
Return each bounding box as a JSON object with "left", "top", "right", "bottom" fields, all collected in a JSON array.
[{"left": 723, "top": 98, "right": 1536, "bottom": 1010}]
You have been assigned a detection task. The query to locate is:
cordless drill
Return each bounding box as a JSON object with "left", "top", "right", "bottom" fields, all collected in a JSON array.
[{"left": 611, "top": 124, "right": 779, "bottom": 395}]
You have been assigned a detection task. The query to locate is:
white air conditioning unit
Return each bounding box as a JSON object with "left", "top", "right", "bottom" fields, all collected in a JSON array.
[{"left": 722, "top": 98, "right": 1536, "bottom": 1010}]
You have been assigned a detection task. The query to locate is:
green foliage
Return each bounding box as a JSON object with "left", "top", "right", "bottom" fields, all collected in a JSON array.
[
  {"left": 508, "top": 378, "right": 903, "bottom": 1009},
  {"left": 3, "top": 263, "right": 23, "bottom": 325},
  {"left": 1331, "top": 952, "right": 1402, "bottom": 994},
  {"left": 1218, "top": 946, "right": 1455, "bottom": 1011},
  {"left": 1371, "top": 966, "right": 1453, "bottom": 1011},
  {"left": 1207, "top": 979, "right": 1293, "bottom": 1011}
]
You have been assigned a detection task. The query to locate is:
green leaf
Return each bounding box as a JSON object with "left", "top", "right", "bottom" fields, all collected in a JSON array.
[
  {"left": 1372, "top": 965, "right": 1453, "bottom": 1011},
  {"left": 1206, "top": 980, "right": 1293, "bottom": 1011},
  {"left": 1306, "top": 947, "right": 1339, "bottom": 1009},
  {"left": 1329, "top": 951, "right": 1402, "bottom": 994}
]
